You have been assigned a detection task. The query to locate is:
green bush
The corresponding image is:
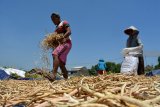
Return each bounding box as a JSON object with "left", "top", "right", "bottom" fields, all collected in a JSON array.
[
  {"left": 10, "top": 73, "right": 21, "bottom": 79},
  {"left": 25, "top": 72, "right": 43, "bottom": 79}
]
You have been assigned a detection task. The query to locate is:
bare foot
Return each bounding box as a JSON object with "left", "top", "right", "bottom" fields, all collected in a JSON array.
[{"left": 46, "top": 73, "right": 55, "bottom": 82}]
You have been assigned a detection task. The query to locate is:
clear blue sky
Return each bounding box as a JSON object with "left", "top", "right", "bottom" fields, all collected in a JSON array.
[{"left": 0, "top": 0, "right": 160, "bottom": 70}]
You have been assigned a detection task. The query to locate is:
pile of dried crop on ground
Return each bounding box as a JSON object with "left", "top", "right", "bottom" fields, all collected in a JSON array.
[
  {"left": 41, "top": 33, "right": 64, "bottom": 50},
  {"left": 1, "top": 74, "right": 160, "bottom": 107}
]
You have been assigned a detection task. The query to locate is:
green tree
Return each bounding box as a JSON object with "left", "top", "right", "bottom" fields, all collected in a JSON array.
[
  {"left": 154, "top": 65, "right": 160, "bottom": 70},
  {"left": 154, "top": 56, "right": 160, "bottom": 70},
  {"left": 88, "top": 65, "right": 98, "bottom": 76},
  {"left": 88, "top": 62, "right": 121, "bottom": 75},
  {"left": 106, "top": 62, "right": 121, "bottom": 73}
]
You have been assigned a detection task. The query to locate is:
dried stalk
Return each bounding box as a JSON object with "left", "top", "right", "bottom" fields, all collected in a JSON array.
[
  {"left": 81, "top": 85, "right": 151, "bottom": 107},
  {"left": 1, "top": 74, "right": 160, "bottom": 107}
]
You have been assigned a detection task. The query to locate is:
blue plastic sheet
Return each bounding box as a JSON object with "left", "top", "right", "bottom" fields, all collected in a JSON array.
[
  {"left": 146, "top": 69, "right": 160, "bottom": 76},
  {"left": 0, "top": 69, "right": 10, "bottom": 80}
]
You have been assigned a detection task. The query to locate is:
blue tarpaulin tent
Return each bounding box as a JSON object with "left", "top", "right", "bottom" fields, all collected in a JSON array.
[{"left": 0, "top": 69, "right": 10, "bottom": 80}]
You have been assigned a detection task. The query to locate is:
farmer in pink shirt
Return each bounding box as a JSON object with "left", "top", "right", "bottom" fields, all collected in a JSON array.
[{"left": 50, "top": 13, "right": 72, "bottom": 81}]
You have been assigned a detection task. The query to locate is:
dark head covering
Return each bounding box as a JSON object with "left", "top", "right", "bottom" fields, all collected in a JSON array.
[{"left": 51, "top": 12, "right": 60, "bottom": 19}]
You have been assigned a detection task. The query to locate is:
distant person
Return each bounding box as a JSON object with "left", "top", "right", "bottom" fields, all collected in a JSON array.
[
  {"left": 158, "top": 56, "right": 160, "bottom": 65},
  {"left": 124, "top": 26, "right": 144, "bottom": 75},
  {"left": 97, "top": 59, "right": 107, "bottom": 75},
  {"left": 49, "top": 13, "right": 72, "bottom": 81}
]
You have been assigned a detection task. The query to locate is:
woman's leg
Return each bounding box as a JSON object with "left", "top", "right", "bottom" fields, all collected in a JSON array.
[
  {"left": 58, "top": 41, "right": 72, "bottom": 79},
  {"left": 137, "top": 56, "right": 145, "bottom": 75},
  {"left": 59, "top": 61, "right": 68, "bottom": 79},
  {"left": 52, "top": 55, "right": 60, "bottom": 80},
  {"left": 98, "top": 70, "right": 103, "bottom": 75},
  {"left": 103, "top": 70, "right": 106, "bottom": 75}
]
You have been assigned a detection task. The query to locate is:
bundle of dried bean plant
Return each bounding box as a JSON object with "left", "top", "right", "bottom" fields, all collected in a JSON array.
[{"left": 41, "top": 33, "right": 64, "bottom": 50}]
